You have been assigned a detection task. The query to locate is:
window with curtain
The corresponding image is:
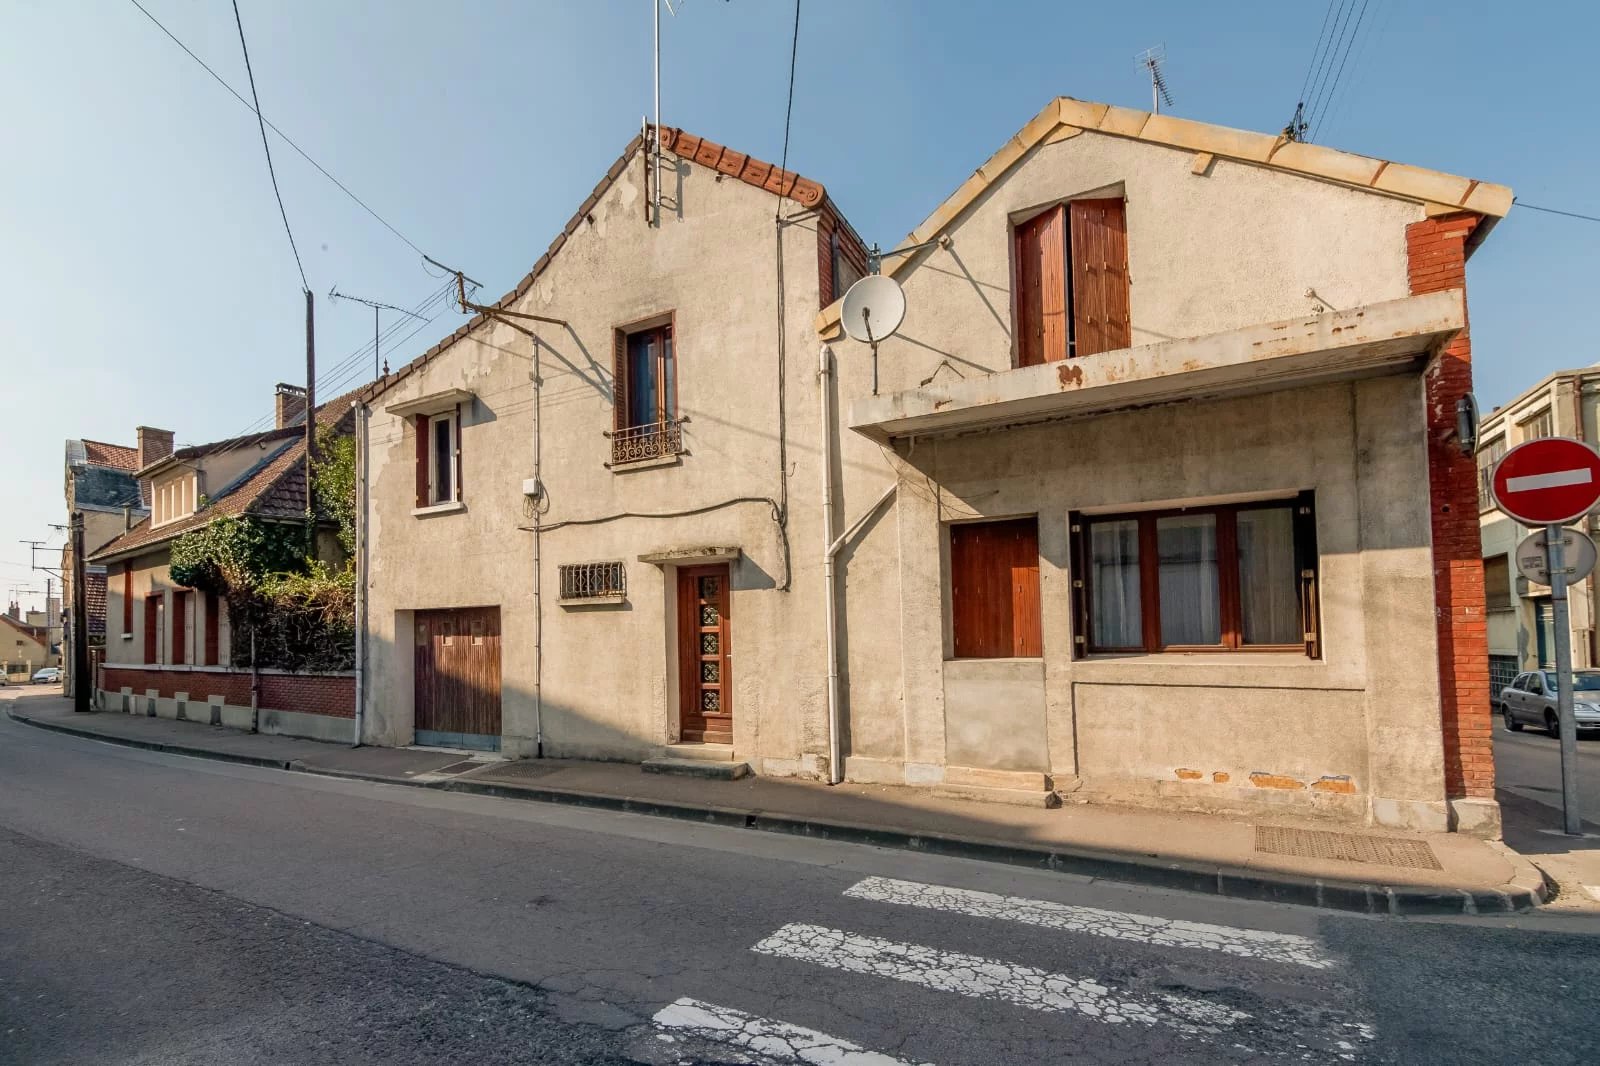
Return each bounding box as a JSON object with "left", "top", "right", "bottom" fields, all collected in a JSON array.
[{"left": 1072, "top": 495, "right": 1319, "bottom": 656}]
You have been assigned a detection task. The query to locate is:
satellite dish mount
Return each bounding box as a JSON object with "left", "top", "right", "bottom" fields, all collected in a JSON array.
[{"left": 841, "top": 275, "right": 907, "bottom": 395}]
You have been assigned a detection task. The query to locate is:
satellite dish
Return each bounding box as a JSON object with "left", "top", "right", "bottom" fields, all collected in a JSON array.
[{"left": 841, "top": 275, "right": 906, "bottom": 345}]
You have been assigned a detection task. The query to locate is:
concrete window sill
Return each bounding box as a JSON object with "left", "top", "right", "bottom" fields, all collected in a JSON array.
[
  {"left": 557, "top": 595, "right": 628, "bottom": 608},
  {"left": 121, "top": 633, "right": 133, "bottom": 641},
  {"left": 609, "top": 453, "right": 683, "bottom": 474},
  {"left": 412, "top": 500, "right": 466, "bottom": 518}
]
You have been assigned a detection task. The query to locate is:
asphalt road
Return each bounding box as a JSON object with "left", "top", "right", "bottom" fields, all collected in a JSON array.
[
  {"left": 1492, "top": 715, "right": 1600, "bottom": 815},
  {"left": 2, "top": 693, "right": 1598, "bottom": 1065}
]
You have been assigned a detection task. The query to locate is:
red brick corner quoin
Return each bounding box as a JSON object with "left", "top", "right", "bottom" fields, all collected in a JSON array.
[{"left": 1408, "top": 213, "right": 1491, "bottom": 801}]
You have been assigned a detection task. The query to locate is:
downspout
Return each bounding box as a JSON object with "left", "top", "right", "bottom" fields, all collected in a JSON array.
[
  {"left": 249, "top": 629, "right": 260, "bottom": 733},
  {"left": 532, "top": 338, "right": 545, "bottom": 757},
  {"left": 820, "top": 344, "right": 841, "bottom": 783},
  {"left": 352, "top": 400, "right": 368, "bottom": 747}
]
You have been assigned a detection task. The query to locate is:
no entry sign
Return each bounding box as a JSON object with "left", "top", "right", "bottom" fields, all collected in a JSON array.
[{"left": 1491, "top": 437, "right": 1600, "bottom": 526}]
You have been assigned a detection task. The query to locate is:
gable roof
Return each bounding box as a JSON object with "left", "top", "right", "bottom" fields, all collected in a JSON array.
[
  {"left": 815, "top": 96, "right": 1512, "bottom": 336},
  {"left": 359, "top": 125, "right": 848, "bottom": 407},
  {"left": 81, "top": 440, "right": 139, "bottom": 470},
  {"left": 0, "top": 612, "right": 48, "bottom": 648},
  {"left": 89, "top": 389, "right": 361, "bottom": 564}
]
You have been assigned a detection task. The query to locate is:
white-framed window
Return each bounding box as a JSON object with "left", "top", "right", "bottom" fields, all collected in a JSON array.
[
  {"left": 423, "top": 409, "right": 459, "bottom": 506},
  {"left": 152, "top": 473, "right": 197, "bottom": 527}
]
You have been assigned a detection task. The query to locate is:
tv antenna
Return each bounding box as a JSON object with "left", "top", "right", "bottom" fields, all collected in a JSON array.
[
  {"left": 1135, "top": 45, "right": 1174, "bottom": 114},
  {"left": 329, "top": 287, "right": 428, "bottom": 382},
  {"left": 841, "top": 275, "right": 907, "bottom": 396}
]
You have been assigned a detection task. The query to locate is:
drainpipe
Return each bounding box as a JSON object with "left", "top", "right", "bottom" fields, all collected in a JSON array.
[
  {"left": 249, "top": 629, "right": 260, "bottom": 733},
  {"left": 532, "top": 339, "right": 545, "bottom": 757},
  {"left": 820, "top": 344, "right": 843, "bottom": 784},
  {"left": 352, "top": 400, "right": 368, "bottom": 747}
]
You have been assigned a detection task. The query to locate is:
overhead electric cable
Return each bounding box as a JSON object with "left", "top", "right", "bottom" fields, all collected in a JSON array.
[
  {"left": 1514, "top": 200, "right": 1600, "bottom": 224},
  {"left": 1302, "top": 0, "right": 1353, "bottom": 134},
  {"left": 1297, "top": 1, "right": 1339, "bottom": 106},
  {"left": 1309, "top": 0, "right": 1370, "bottom": 140},
  {"left": 231, "top": 0, "right": 306, "bottom": 291},
  {"left": 129, "top": 0, "right": 430, "bottom": 261}
]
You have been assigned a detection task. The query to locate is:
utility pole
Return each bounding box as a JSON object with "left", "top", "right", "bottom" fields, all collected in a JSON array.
[
  {"left": 305, "top": 288, "right": 317, "bottom": 557},
  {"left": 71, "top": 513, "right": 89, "bottom": 712}
]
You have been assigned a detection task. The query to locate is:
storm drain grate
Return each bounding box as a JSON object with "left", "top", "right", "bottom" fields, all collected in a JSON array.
[{"left": 1254, "top": 825, "right": 1442, "bottom": 870}]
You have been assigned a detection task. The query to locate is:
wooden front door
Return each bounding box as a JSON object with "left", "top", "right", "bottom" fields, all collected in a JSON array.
[
  {"left": 414, "top": 606, "right": 502, "bottom": 751},
  {"left": 677, "top": 565, "right": 732, "bottom": 744}
]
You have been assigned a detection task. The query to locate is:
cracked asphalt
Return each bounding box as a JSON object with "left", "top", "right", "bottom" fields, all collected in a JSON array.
[{"left": 2, "top": 697, "right": 1597, "bottom": 1065}]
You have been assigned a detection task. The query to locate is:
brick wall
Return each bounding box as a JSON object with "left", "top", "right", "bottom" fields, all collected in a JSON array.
[
  {"left": 100, "top": 666, "right": 353, "bottom": 719},
  {"left": 1407, "top": 213, "right": 1493, "bottom": 800}
]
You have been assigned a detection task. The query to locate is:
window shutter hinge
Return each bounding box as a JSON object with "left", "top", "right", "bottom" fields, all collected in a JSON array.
[
  {"left": 1070, "top": 523, "right": 1081, "bottom": 533},
  {"left": 1074, "top": 635, "right": 1085, "bottom": 645},
  {"left": 1072, "top": 579, "right": 1084, "bottom": 589},
  {"left": 1303, "top": 632, "right": 1316, "bottom": 641},
  {"left": 1300, "top": 569, "right": 1315, "bottom": 579}
]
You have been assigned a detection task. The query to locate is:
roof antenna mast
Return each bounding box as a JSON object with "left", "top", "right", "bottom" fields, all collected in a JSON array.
[
  {"left": 1135, "top": 45, "right": 1174, "bottom": 114},
  {"left": 652, "top": 0, "right": 679, "bottom": 227}
]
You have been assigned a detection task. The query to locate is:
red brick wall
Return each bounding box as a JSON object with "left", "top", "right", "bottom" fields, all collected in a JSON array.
[
  {"left": 1407, "top": 213, "right": 1493, "bottom": 801},
  {"left": 100, "top": 667, "right": 353, "bottom": 719}
]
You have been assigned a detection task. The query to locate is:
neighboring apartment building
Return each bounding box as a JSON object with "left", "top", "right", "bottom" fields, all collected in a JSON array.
[
  {"left": 1476, "top": 367, "right": 1600, "bottom": 694},
  {"left": 61, "top": 436, "right": 147, "bottom": 695},
  {"left": 356, "top": 98, "right": 1509, "bottom": 836},
  {"left": 88, "top": 387, "right": 357, "bottom": 740}
]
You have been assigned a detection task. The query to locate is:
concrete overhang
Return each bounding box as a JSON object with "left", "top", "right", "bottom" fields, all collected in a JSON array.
[
  {"left": 385, "top": 387, "right": 476, "bottom": 418},
  {"left": 637, "top": 546, "right": 743, "bottom": 566},
  {"left": 848, "top": 290, "right": 1465, "bottom": 444}
]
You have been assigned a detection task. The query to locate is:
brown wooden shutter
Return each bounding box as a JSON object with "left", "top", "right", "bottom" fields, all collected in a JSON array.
[
  {"left": 204, "top": 590, "right": 219, "bottom": 666},
  {"left": 1069, "top": 198, "right": 1131, "bottom": 356},
  {"left": 1013, "top": 206, "right": 1067, "bottom": 367},
  {"left": 612, "top": 328, "right": 628, "bottom": 431},
  {"left": 1295, "top": 491, "right": 1321, "bottom": 659},
  {"left": 122, "top": 563, "right": 133, "bottom": 633},
  {"left": 414, "top": 414, "right": 429, "bottom": 508},
  {"left": 950, "top": 517, "right": 1042, "bottom": 658},
  {"left": 453, "top": 403, "right": 463, "bottom": 503},
  {"left": 143, "top": 596, "right": 159, "bottom": 664},
  {"left": 170, "top": 591, "right": 186, "bottom": 666}
]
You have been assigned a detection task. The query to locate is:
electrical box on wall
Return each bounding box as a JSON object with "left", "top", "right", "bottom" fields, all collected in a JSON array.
[{"left": 522, "top": 478, "right": 543, "bottom": 500}]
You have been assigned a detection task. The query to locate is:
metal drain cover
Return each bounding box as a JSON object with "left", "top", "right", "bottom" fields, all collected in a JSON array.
[{"left": 1254, "top": 825, "right": 1442, "bottom": 870}]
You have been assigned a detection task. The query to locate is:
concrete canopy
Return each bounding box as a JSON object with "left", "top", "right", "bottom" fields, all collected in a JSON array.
[{"left": 847, "top": 289, "right": 1465, "bottom": 444}]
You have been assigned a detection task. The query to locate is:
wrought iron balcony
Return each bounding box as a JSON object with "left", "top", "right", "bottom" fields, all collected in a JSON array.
[{"left": 608, "top": 419, "right": 684, "bottom": 466}]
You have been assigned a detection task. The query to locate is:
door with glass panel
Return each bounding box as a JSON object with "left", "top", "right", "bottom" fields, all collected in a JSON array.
[{"left": 677, "top": 564, "right": 732, "bottom": 744}]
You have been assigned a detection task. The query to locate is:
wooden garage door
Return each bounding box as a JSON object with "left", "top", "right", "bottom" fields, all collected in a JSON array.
[{"left": 414, "top": 606, "right": 501, "bottom": 751}]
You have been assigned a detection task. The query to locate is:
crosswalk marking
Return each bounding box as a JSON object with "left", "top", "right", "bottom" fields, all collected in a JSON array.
[
  {"left": 752, "top": 923, "right": 1249, "bottom": 1036},
  {"left": 650, "top": 997, "right": 928, "bottom": 1065},
  {"left": 843, "top": 876, "right": 1335, "bottom": 970}
]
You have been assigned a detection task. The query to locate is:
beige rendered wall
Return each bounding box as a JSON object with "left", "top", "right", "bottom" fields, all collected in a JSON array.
[
  {"left": 363, "top": 142, "right": 837, "bottom": 771},
  {"left": 836, "top": 376, "right": 1447, "bottom": 828},
  {"left": 101, "top": 549, "right": 229, "bottom": 668}
]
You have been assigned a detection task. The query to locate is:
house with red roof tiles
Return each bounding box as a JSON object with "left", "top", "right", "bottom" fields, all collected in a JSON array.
[{"left": 87, "top": 385, "right": 360, "bottom": 740}]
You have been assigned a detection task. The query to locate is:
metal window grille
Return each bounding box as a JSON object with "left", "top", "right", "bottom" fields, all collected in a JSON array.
[
  {"left": 559, "top": 561, "right": 627, "bottom": 601},
  {"left": 609, "top": 420, "right": 684, "bottom": 465}
]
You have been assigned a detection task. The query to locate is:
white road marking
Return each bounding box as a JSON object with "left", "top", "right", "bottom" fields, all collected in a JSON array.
[
  {"left": 1506, "top": 468, "right": 1593, "bottom": 493},
  {"left": 843, "top": 876, "right": 1335, "bottom": 970},
  {"left": 650, "top": 997, "right": 928, "bottom": 1065},
  {"left": 752, "top": 923, "right": 1248, "bottom": 1036}
]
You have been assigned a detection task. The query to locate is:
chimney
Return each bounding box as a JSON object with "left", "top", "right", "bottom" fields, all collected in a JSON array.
[
  {"left": 275, "top": 383, "right": 308, "bottom": 429},
  {"left": 136, "top": 426, "right": 174, "bottom": 471}
]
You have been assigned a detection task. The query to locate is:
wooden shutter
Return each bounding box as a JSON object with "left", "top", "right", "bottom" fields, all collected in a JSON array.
[
  {"left": 1013, "top": 205, "right": 1067, "bottom": 367},
  {"left": 414, "top": 414, "right": 429, "bottom": 508},
  {"left": 170, "top": 591, "right": 186, "bottom": 666},
  {"left": 612, "top": 328, "right": 628, "bottom": 431},
  {"left": 1069, "top": 198, "right": 1131, "bottom": 356},
  {"left": 204, "top": 590, "right": 220, "bottom": 666},
  {"left": 1294, "top": 491, "right": 1321, "bottom": 659},
  {"left": 453, "top": 404, "right": 463, "bottom": 503},
  {"left": 143, "top": 596, "right": 159, "bottom": 664},
  {"left": 950, "top": 517, "right": 1043, "bottom": 658},
  {"left": 122, "top": 563, "right": 133, "bottom": 634}
]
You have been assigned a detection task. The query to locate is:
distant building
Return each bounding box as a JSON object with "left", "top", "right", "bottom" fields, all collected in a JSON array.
[
  {"left": 62, "top": 436, "right": 146, "bottom": 694},
  {"left": 2, "top": 606, "right": 56, "bottom": 679},
  {"left": 1476, "top": 367, "right": 1600, "bottom": 695}
]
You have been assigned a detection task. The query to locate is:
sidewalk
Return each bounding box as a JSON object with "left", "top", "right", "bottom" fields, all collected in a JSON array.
[
  {"left": 1498, "top": 788, "right": 1600, "bottom": 912},
  {"left": 5, "top": 691, "right": 1552, "bottom": 917}
]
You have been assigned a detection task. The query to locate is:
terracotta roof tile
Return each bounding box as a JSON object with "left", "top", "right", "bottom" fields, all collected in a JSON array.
[
  {"left": 81, "top": 440, "right": 139, "bottom": 470},
  {"left": 85, "top": 571, "right": 107, "bottom": 636},
  {"left": 658, "top": 127, "right": 825, "bottom": 208}
]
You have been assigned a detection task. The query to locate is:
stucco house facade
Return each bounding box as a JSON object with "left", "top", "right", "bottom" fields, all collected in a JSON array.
[
  {"left": 356, "top": 98, "right": 1508, "bottom": 835},
  {"left": 90, "top": 389, "right": 357, "bottom": 741},
  {"left": 1477, "top": 367, "right": 1600, "bottom": 694}
]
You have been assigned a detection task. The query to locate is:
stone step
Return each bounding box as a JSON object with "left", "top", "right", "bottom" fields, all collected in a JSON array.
[
  {"left": 642, "top": 757, "right": 751, "bottom": 781},
  {"left": 654, "top": 743, "right": 738, "bottom": 763}
]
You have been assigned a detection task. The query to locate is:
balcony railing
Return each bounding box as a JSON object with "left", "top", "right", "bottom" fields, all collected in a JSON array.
[{"left": 609, "top": 419, "right": 684, "bottom": 466}]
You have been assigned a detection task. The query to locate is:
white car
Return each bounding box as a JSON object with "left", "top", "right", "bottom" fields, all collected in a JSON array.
[
  {"left": 1499, "top": 670, "right": 1600, "bottom": 735},
  {"left": 30, "top": 667, "right": 61, "bottom": 685}
]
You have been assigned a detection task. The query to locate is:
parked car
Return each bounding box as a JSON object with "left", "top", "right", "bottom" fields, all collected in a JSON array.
[
  {"left": 30, "top": 667, "right": 61, "bottom": 685},
  {"left": 1499, "top": 670, "right": 1600, "bottom": 735}
]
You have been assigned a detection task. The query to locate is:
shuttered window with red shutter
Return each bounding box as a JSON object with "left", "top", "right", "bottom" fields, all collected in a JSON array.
[
  {"left": 1012, "top": 197, "right": 1129, "bottom": 365},
  {"left": 949, "top": 517, "right": 1043, "bottom": 659}
]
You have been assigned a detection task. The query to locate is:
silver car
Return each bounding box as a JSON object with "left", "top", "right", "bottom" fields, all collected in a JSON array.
[{"left": 1499, "top": 670, "right": 1600, "bottom": 735}]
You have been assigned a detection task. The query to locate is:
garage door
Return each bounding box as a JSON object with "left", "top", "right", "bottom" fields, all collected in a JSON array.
[{"left": 414, "top": 606, "right": 501, "bottom": 751}]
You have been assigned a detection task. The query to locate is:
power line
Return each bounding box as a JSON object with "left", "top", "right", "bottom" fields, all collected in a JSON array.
[
  {"left": 128, "top": 0, "right": 429, "bottom": 262},
  {"left": 776, "top": 0, "right": 800, "bottom": 221},
  {"left": 1301, "top": 0, "right": 1352, "bottom": 134},
  {"left": 1309, "top": 0, "right": 1370, "bottom": 141},
  {"left": 1304, "top": 0, "right": 1357, "bottom": 135},
  {"left": 231, "top": 0, "right": 306, "bottom": 291},
  {"left": 1296, "top": 1, "right": 1339, "bottom": 106},
  {"left": 1515, "top": 199, "right": 1600, "bottom": 224},
  {"left": 1315, "top": 0, "right": 1388, "bottom": 143}
]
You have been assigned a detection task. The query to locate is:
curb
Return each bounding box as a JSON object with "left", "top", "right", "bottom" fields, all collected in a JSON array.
[{"left": 7, "top": 708, "right": 1551, "bottom": 917}]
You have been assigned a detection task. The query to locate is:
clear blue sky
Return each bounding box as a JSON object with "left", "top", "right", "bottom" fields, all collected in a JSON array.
[{"left": 3, "top": 0, "right": 1595, "bottom": 612}]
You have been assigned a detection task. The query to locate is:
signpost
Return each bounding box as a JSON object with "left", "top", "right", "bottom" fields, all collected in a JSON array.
[{"left": 1491, "top": 436, "right": 1600, "bottom": 836}]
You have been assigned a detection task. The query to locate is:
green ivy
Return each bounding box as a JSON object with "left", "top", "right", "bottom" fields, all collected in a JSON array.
[
  {"left": 313, "top": 428, "right": 357, "bottom": 557},
  {"left": 168, "top": 515, "right": 306, "bottom": 596}
]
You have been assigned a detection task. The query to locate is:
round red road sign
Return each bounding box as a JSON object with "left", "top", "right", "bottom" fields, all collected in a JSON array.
[{"left": 1491, "top": 437, "right": 1600, "bottom": 526}]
